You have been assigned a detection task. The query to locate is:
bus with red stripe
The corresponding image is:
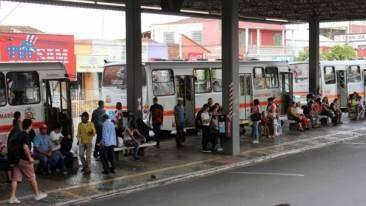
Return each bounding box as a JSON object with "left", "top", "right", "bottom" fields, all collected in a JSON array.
[
  {"left": 0, "top": 62, "right": 72, "bottom": 142},
  {"left": 102, "top": 61, "right": 292, "bottom": 132}
]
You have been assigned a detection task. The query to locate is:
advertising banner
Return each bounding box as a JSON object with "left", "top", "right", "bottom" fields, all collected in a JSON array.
[{"left": 0, "top": 33, "right": 76, "bottom": 80}]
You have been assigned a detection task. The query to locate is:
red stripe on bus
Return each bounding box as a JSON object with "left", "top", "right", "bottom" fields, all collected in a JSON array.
[{"left": 0, "top": 122, "right": 45, "bottom": 133}]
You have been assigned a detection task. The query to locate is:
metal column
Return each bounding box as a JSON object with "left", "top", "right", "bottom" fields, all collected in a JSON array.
[
  {"left": 222, "top": 0, "right": 240, "bottom": 156},
  {"left": 309, "top": 17, "right": 320, "bottom": 95},
  {"left": 126, "top": 0, "right": 143, "bottom": 119}
]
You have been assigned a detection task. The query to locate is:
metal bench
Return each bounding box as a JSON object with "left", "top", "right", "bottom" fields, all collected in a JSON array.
[{"left": 114, "top": 141, "right": 157, "bottom": 160}]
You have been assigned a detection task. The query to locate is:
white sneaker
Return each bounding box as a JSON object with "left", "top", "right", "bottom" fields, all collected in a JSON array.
[
  {"left": 8, "top": 197, "right": 21, "bottom": 204},
  {"left": 34, "top": 192, "right": 48, "bottom": 201}
]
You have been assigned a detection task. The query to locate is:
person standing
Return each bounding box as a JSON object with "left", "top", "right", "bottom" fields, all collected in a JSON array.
[
  {"left": 174, "top": 98, "right": 185, "bottom": 149},
  {"left": 114, "top": 102, "right": 123, "bottom": 123},
  {"left": 92, "top": 100, "right": 106, "bottom": 158},
  {"left": 77, "top": 112, "right": 96, "bottom": 175},
  {"left": 8, "top": 119, "right": 47, "bottom": 204},
  {"left": 266, "top": 97, "right": 278, "bottom": 139},
  {"left": 201, "top": 104, "right": 213, "bottom": 152},
  {"left": 250, "top": 99, "right": 261, "bottom": 144},
  {"left": 149, "top": 97, "right": 164, "bottom": 148},
  {"left": 100, "top": 114, "right": 117, "bottom": 174}
]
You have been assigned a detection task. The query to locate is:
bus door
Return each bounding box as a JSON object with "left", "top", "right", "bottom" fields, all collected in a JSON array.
[
  {"left": 43, "top": 79, "right": 73, "bottom": 136},
  {"left": 336, "top": 70, "right": 348, "bottom": 108},
  {"left": 176, "top": 75, "right": 195, "bottom": 127},
  {"left": 280, "top": 72, "right": 293, "bottom": 114},
  {"left": 239, "top": 73, "right": 253, "bottom": 120}
]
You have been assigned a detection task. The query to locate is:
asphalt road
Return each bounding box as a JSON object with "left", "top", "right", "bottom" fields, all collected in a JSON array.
[{"left": 87, "top": 137, "right": 366, "bottom": 206}]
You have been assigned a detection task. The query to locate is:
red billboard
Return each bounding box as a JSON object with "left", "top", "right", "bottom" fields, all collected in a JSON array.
[{"left": 0, "top": 33, "right": 76, "bottom": 80}]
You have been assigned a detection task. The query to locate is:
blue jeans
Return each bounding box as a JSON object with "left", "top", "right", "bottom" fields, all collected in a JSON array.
[
  {"left": 251, "top": 121, "right": 260, "bottom": 141},
  {"left": 49, "top": 151, "right": 64, "bottom": 172}
]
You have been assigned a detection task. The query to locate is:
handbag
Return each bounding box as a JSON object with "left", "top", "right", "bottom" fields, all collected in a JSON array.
[{"left": 250, "top": 113, "right": 261, "bottom": 122}]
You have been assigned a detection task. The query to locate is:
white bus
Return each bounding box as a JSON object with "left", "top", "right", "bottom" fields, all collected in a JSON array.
[
  {"left": 0, "top": 62, "right": 73, "bottom": 142},
  {"left": 102, "top": 61, "right": 293, "bottom": 132},
  {"left": 290, "top": 60, "right": 366, "bottom": 109}
]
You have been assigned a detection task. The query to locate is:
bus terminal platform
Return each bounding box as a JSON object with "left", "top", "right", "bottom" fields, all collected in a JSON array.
[{"left": 1, "top": 118, "right": 366, "bottom": 205}]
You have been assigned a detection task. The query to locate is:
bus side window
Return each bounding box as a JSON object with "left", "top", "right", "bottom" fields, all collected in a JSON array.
[
  {"left": 253, "top": 67, "right": 266, "bottom": 90},
  {"left": 265, "top": 66, "right": 279, "bottom": 88},
  {"left": 348, "top": 65, "right": 361, "bottom": 83},
  {"left": 211, "top": 68, "right": 222, "bottom": 92},
  {"left": 0, "top": 73, "right": 6, "bottom": 106},
  {"left": 7, "top": 71, "right": 40, "bottom": 106},
  {"left": 152, "top": 69, "right": 175, "bottom": 96},
  {"left": 324, "top": 66, "right": 336, "bottom": 84},
  {"left": 194, "top": 68, "right": 211, "bottom": 93}
]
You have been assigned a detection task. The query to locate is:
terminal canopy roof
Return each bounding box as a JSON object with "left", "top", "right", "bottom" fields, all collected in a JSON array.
[{"left": 9, "top": 0, "right": 366, "bottom": 22}]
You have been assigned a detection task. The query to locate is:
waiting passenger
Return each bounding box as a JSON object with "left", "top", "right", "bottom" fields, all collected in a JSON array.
[
  {"left": 330, "top": 98, "right": 342, "bottom": 124},
  {"left": 266, "top": 97, "right": 278, "bottom": 139},
  {"left": 201, "top": 104, "right": 214, "bottom": 152},
  {"left": 123, "top": 120, "right": 146, "bottom": 160},
  {"left": 210, "top": 103, "right": 222, "bottom": 150},
  {"left": 77, "top": 112, "right": 95, "bottom": 175},
  {"left": 288, "top": 102, "right": 304, "bottom": 131},
  {"left": 33, "top": 125, "right": 53, "bottom": 175},
  {"left": 49, "top": 124, "right": 65, "bottom": 174},
  {"left": 320, "top": 97, "right": 335, "bottom": 124},
  {"left": 250, "top": 99, "right": 261, "bottom": 144}
]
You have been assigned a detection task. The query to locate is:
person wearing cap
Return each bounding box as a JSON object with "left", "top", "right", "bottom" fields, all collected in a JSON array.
[
  {"left": 174, "top": 98, "right": 185, "bottom": 149},
  {"left": 76, "top": 112, "right": 96, "bottom": 175},
  {"left": 33, "top": 124, "right": 53, "bottom": 174},
  {"left": 100, "top": 114, "right": 116, "bottom": 174}
]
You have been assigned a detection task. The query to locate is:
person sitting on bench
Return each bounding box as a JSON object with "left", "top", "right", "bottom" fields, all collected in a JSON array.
[
  {"left": 288, "top": 102, "right": 304, "bottom": 131},
  {"left": 123, "top": 121, "right": 147, "bottom": 160},
  {"left": 320, "top": 97, "right": 335, "bottom": 123},
  {"left": 330, "top": 98, "right": 342, "bottom": 124}
]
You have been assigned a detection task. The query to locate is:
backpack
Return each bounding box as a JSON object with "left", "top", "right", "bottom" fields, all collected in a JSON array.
[{"left": 7, "top": 132, "right": 21, "bottom": 166}]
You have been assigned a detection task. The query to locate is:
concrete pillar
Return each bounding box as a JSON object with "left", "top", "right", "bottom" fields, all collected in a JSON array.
[
  {"left": 126, "top": 0, "right": 143, "bottom": 119},
  {"left": 245, "top": 28, "right": 249, "bottom": 54},
  {"left": 309, "top": 17, "right": 320, "bottom": 95},
  {"left": 222, "top": 0, "right": 240, "bottom": 156},
  {"left": 256, "top": 28, "right": 261, "bottom": 55}
]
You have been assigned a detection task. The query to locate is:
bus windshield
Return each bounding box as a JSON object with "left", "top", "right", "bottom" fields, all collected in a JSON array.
[{"left": 103, "top": 65, "right": 126, "bottom": 89}]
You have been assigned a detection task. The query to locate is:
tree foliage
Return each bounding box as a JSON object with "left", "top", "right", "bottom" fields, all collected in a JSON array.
[{"left": 295, "top": 45, "right": 357, "bottom": 61}]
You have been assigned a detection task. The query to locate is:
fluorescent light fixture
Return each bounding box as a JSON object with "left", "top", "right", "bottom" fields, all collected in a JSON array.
[
  {"left": 141, "top": 6, "right": 161, "bottom": 10},
  {"left": 96, "top": 2, "right": 125, "bottom": 7},
  {"left": 56, "top": 0, "right": 95, "bottom": 4},
  {"left": 265, "top": 18, "right": 289, "bottom": 23},
  {"left": 180, "top": 9, "right": 209, "bottom": 15}
]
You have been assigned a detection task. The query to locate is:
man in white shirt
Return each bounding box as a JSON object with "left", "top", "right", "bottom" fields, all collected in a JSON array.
[
  {"left": 48, "top": 124, "right": 65, "bottom": 173},
  {"left": 201, "top": 104, "right": 214, "bottom": 153}
]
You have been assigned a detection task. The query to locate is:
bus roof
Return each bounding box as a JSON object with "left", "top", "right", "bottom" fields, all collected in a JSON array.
[
  {"left": 104, "top": 60, "right": 289, "bottom": 67},
  {"left": 0, "top": 62, "right": 66, "bottom": 73}
]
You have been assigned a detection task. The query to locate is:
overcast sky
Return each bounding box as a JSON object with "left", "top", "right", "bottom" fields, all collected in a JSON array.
[{"left": 0, "top": 1, "right": 185, "bottom": 39}]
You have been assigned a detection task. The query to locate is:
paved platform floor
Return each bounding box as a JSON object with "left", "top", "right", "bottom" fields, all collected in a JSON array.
[{"left": 0, "top": 118, "right": 365, "bottom": 205}]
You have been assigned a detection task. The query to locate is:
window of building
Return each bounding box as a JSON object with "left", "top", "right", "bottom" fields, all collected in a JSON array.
[
  {"left": 253, "top": 67, "right": 266, "bottom": 89},
  {"left": 273, "top": 32, "right": 282, "bottom": 46},
  {"left": 7, "top": 71, "right": 40, "bottom": 105},
  {"left": 194, "top": 68, "right": 211, "bottom": 93},
  {"left": 0, "top": 73, "right": 6, "bottom": 106},
  {"left": 324, "top": 66, "right": 336, "bottom": 84},
  {"left": 191, "top": 31, "right": 202, "bottom": 43},
  {"left": 265, "top": 67, "right": 279, "bottom": 88},
  {"left": 152, "top": 69, "right": 175, "bottom": 96},
  {"left": 348, "top": 65, "right": 361, "bottom": 83},
  {"left": 211, "top": 68, "right": 222, "bottom": 92},
  {"left": 163, "top": 32, "right": 175, "bottom": 44}
]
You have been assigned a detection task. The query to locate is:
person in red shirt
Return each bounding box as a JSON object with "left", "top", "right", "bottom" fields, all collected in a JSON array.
[{"left": 149, "top": 97, "right": 164, "bottom": 148}]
